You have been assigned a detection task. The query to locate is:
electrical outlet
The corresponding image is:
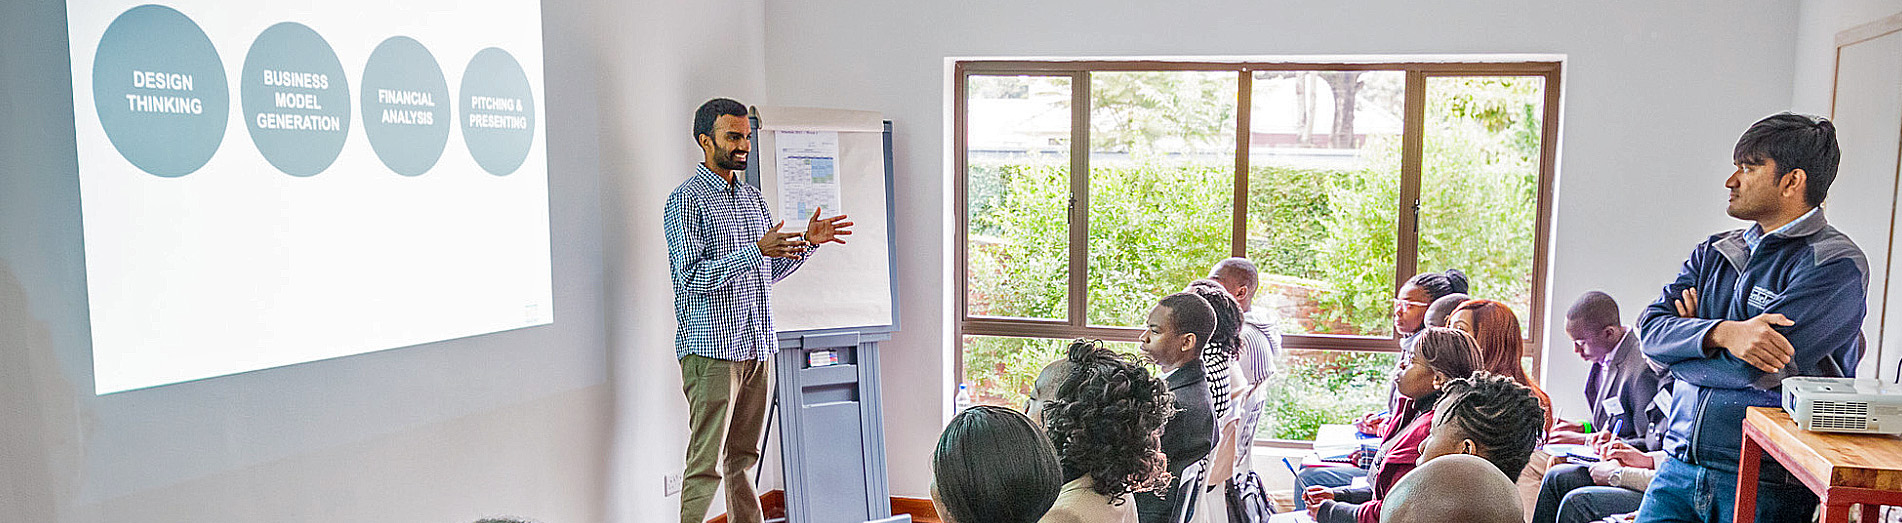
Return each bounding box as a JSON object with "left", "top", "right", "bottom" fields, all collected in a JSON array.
[{"left": 664, "top": 472, "right": 683, "bottom": 496}]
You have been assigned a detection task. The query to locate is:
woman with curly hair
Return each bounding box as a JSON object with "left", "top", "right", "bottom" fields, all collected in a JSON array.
[{"left": 1027, "top": 339, "right": 1177, "bottom": 523}]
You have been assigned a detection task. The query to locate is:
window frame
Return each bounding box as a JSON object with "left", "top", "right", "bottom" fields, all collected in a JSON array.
[{"left": 954, "top": 60, "right": 1562, "bottom": 441}]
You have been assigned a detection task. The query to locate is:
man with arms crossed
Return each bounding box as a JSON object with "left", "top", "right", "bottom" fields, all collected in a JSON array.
[
  {"left": 1636, "top": 113, "right": 1860, "bottom": 523},
  {"left": 666, "top": 98, "right": 853, "bottom": 523}
]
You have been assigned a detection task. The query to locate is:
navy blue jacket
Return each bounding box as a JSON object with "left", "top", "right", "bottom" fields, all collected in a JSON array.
[{"left": 1639, "top": 210, "right": 1866, "bottom": 477}]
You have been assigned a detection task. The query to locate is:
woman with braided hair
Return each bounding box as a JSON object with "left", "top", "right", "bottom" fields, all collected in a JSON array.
[
  {"left": 1417, "top": 371, "right": 1550, "bottom": 481},
  {"left": 1185, "top": 279, "right": 1243, "bottom": 421},
  {"left": 1026, "top": 339, "right": 1177, "bottom": 523},
  {"left": 1448, "top": 299, "right": 1561, "bottom": 518}
]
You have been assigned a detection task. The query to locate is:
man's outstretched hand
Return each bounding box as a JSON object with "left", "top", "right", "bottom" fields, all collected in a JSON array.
[
  {"left": 757, "top": 221, "right": 810, "bottom": 259},
  {"left": 804, "top": 207, "right": 854, "bottom": 245}
]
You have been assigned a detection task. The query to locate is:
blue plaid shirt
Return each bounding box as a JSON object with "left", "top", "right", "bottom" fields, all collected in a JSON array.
[{"left": 665, "top": 164, "right": 814, "bottom": 361}]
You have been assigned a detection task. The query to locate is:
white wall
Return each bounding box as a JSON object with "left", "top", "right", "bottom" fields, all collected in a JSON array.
[
  {"left": 1794, "top": 0, "right": 1902, "bottom": 114},
  {"left": 0, "top": 0, "right": 765, "bottom": 522},
  {"left": 762, "top": 0, "right": 1803, "bottom": 497},
  {"left": 0, "top": 0, "right": 611, "bottom": 518},
  {"left": 1790, "top": 0, "right": 1902, "bottom": 384},
  {"left": 590, "top": 0, "right": 771, "bottom": 521}
]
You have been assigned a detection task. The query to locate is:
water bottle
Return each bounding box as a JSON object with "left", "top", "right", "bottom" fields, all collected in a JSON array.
[{"left": 955, "top": 383, "right": 973, "bottom": 413}]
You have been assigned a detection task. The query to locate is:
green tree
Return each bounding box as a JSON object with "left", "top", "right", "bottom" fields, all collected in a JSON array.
[
  {"left": 1087, "top": 71, "right": 1236, "bottom": 154},
  {"left": 963, "top": 73, "right": 1545, "bottom": 438}
]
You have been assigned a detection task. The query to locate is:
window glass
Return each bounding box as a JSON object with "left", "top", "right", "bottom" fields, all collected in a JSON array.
[
  {"left": 1418, "top": 76, "right": 1544, "bottom": 333},
  {"left": 1246, "top": 70, "right": 1406, "bottom": 337},
  {"left": 966, "top": 75, "right": 1072, "bottom": 321},
  {"left": 1257, "top": 349, "right": 1399, "bottom": 441},
  {"left": 1086, "top": 71, "right": 1238, "bottom": 328}
]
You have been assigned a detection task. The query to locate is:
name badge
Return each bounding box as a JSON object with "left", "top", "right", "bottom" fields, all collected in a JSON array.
[
  {"left": 1601, "top": 396, "right": 1626, "bottom": 418},
  {"left": 1650, "top": 389, "right": 1673, "bottom": 415},
  {"left": 1748, "top": 286, "right": 1780, "bottom": 310}
]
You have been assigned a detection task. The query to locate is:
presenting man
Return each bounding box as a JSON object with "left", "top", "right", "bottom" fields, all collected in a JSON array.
[
  {"left": 665, "top": 98, "right": 852, "bottom": 523},
  {"left": 1635, "top": 113, "right": 1860, "bottom": 523}
]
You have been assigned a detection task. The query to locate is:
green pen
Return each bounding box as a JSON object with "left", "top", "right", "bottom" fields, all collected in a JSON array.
[{"left": 1582, "top": 420, "right": 1593, "bottom": 433}]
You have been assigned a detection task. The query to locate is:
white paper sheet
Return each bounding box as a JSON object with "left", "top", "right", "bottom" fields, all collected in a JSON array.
[{"left": 774, "top": 130, "right": 843, "bottom": 231}]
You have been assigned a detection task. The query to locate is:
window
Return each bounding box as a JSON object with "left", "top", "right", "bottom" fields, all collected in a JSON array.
[{"left": 955, "top": 61, "right": 1559, "bottom": 442}]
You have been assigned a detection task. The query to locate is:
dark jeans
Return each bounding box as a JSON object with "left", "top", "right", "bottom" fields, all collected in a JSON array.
[
  {"left": 1533, "top": 464, "right": 1644, "bottom": 523},
  {"left": 1294, "top": 465, "right": 1368, "bottom": 510},
  {"left": 1635, "top": 457, "right": 1817, "bottom": 523}
]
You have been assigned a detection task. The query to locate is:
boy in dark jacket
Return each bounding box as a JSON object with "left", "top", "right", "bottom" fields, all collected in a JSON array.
[{"left": 1134, "top": 292, "right": 1218, "bottom": 523}]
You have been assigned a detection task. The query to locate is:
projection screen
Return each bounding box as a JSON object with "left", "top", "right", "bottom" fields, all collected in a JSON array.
[{"left": 66, "top": 0, "right": 552, "bottom": 394}]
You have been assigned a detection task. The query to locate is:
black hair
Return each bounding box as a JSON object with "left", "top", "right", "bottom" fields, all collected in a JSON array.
[
  {"left": 1733, "top": 112, "right": 1840, "bottom": 207},
  {"left": 934, "top": 405, "right": 1064, "bottom": 523},
  {"left": 693, "top": 98, "right": 748, "bottom": 140},
  {"left": 1186, "top": 279, "right": 1243, "bottom": 358},
  {"left": 1392, "top": 327, "right": 1482, "bottom": 431},
  {"left": 1433, "top": 372, "right": 1547, "bottom": 478},
  {"left": 1211, "top": 257, "right": 1259, "bottom": 292},
  {"left": 1424, "top": 293, "right": 1471, "bottom": 329},
  {"left": 1406, "top": 269, "right": 1470, "bottom": 302},
  {"left": 1043, "top": 340, "right": 1176, "bottom": 501},
  {"left": 1157, "top": 292, "right": 1217, "bottom": 354},
  {"left": 1566, "top": 291, "right": 1621, "bottom": 331}
]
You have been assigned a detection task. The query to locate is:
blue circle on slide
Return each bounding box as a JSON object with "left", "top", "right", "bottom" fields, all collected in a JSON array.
[
  {"left": 242, "top": 22, "right": 351, "bottom": 177},
  {"left": 92, "top": 4, "right": 230, "bottom": 178},
  {"left": 459, "top": 48, "right": 536, "bottom": 176},
  {"left": 360, "top": 36, "right": 451, "bottom": 177}
]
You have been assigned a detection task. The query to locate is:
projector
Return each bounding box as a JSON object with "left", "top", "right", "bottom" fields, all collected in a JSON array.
[{"left": 1781, "top": 377, "right": 1902, "bottom": 435}]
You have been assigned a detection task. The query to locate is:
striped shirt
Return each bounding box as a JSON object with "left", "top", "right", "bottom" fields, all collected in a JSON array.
[
  {"left": 664, "top": 164, "right": 815, "bottom": 361},
  {"left": 1237, "top": 310, "right": 1281, "bottom": 385}
]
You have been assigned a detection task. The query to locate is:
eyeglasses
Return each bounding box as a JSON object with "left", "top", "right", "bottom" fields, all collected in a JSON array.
[{"left": 1393, "top": 298, "right": 1431, "bottom": 309}]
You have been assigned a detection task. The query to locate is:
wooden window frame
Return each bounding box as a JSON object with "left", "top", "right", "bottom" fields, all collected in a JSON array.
[{"left": 954, "top": 59, "right": 1563, "bottom": 413}]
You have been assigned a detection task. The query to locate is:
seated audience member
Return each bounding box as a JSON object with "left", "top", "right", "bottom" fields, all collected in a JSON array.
[
  {"left": 1548, "top": 291, "right": 1669, "bottom": 448},
  {"left": 1206, "top": 258, "right": 1282, "bottom": 387},
  {"left": 932, "top": 405, "right": 1064, "bottom": 523},
  {"left": 1206, "top": 258, "right": 1282, "bottom": 484},
  {"left": 1416, "top": 372, "right": 1548, "bottom": 487},
  {"left": 1134, "top": 292, "right": 1219, "bottom": 523},
  {"left": 1533, "top": 437, "right": 1665, "bottom": 523},
  {"left": 1186, "top": 279, "right": 1243, "bottom": 421},
  {"left": 1529, "top": 291, "right": 1673, "bottom": 523},
  {"left": 1448, "top": 299, "right": 1555, "bottom": 429},
  {"left": 1424, "top": 292, "right": 1471, "bottom": 328},
  {"left": 1298, "top": 270, "right": 1470, "bottom": 506},
  {"left": 1304, "top": 327, "right": 1482, "bottom": 523},
  {"left": 1027, "top": 340, "right": 1176, "bottom": 523},
  {"left": 1380, "top": 454, "right": 1525, "bottom": 523},
  {"left": 1448, "top": 299, "right": 1559, "bottom": 518}
]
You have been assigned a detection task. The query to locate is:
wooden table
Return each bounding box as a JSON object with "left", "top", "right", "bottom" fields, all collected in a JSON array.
[{"left": 1736, "top": 407, "right": 1902, "bottom": 522}]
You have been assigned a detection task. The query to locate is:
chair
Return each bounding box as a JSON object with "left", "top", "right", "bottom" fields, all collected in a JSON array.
[{"left": 1173, "top": 458, "right": 1211, "bottom": 523}]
